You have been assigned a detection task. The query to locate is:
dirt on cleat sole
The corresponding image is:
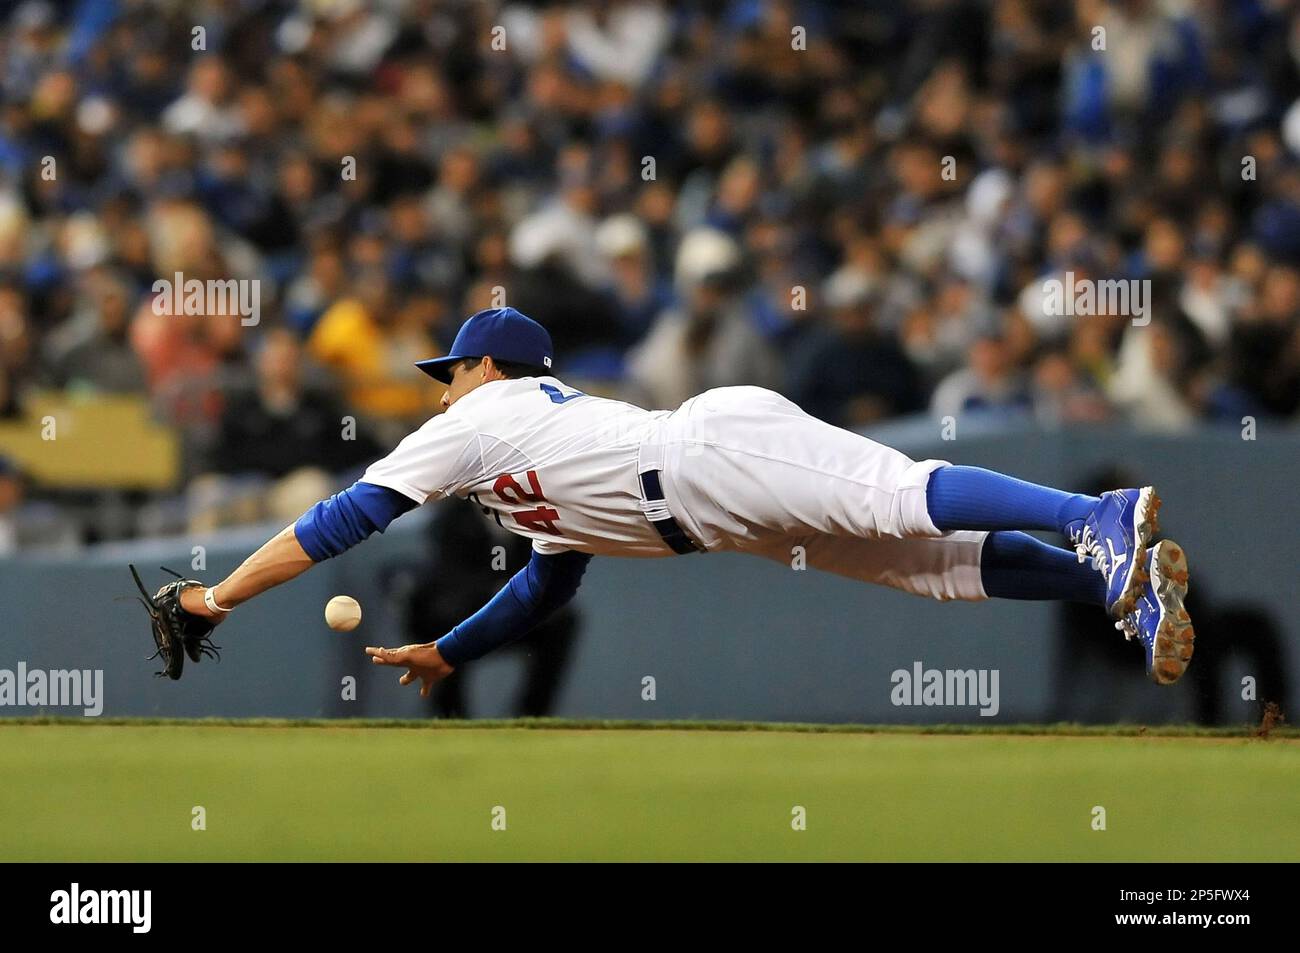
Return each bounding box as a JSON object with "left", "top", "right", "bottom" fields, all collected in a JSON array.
[{"left": 1150, "top": 539, "right": 1194, "bottom": 686}]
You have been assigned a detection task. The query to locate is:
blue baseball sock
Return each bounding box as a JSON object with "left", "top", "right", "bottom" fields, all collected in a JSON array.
[
  {"left": 926, "top": 465, "right": 1097, "bottom": 533},
  {"left": 980, "top": 531, "right": 1106, "bottom": 605}
]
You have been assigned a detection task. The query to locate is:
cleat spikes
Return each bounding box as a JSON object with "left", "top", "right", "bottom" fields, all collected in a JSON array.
[{"left": 1117, "top": 539, "right": 1195, "bottom": 685}]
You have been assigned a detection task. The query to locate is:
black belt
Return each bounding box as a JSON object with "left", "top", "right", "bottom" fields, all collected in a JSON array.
[{"left": 638, "top": 469, "right": 702, "bottom": 555}]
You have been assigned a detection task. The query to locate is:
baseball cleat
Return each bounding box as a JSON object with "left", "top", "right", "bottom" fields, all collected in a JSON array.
[
  {"left": 1115, "top": 540, "right": 1194, "bottom": 685},
  {"left": 1066, "top": 486, "right": 1161, "bottom": 618}
]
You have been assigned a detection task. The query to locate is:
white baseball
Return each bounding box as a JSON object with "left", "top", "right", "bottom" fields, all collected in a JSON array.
[{"left": 325, "top": 595, "right": 362, "bottom": 632}]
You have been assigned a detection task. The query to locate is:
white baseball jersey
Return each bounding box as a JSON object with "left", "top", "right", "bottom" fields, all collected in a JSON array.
[
  {"left": 361, "top": 376, "right": 676, "bottom": 557},
  {"left": 362, "top": 377, "right": 989, "bottom": 601}
]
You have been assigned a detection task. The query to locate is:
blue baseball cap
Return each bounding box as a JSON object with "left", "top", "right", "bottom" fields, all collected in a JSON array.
[{"left": 415, "top": 307, "right": 554, "bottom": 384}]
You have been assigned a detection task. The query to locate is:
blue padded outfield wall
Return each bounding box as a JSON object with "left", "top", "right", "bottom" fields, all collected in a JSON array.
[{"left": 0, "top": 424, "right": 1294, "bottom": 725}]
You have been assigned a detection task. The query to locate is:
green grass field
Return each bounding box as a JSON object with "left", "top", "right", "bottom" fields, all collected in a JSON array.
[{"left": 2, "top": 719, "right": 1296, "bottom": 861}]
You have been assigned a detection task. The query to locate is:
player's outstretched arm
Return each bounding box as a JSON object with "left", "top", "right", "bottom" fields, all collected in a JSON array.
[
  {"left": 179, "top": 523, "right": 315, "bottom": 619},
  {"left": 179, "top": 481, "right": 419, "bottom": 622},
  {"left": 366, "top": 548, "right": 592, "bottom": 695}
]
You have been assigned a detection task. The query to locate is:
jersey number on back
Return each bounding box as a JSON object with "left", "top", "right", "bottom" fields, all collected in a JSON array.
[{"left": 492, "top": 470, "right": 562, "bottom": 535}]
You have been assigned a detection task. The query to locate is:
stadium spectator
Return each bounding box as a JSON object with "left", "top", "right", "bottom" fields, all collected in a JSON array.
[
  {"left": 931, "top": 333, "right": 1033, "bottom": 421},
  {"left": 562, "top": 0, "right": 670, "bottom": 87},
  {"left": 1107, "top": 313, "right": 1208, "bottom": 432},
  {"left": 129, "top": 290, "right": 229, "bottom": 430},
  {"left": 786, "top": 271, "right": 924, "bottom": 428},
  {"left": 209, "top": 328, "right": 379, "bottom": 480},
  {"left": 307, "top": 269, "right": 442, "bottom": 432},
  {"left": 44, "top": 267, "right": 147, "bottom": 394},
  {"left": 1211, "top": 263, "right": 1300, "bottom": 419},
  {"left": 161, "top": 57, "right": 242, "bottom": 144},
  {"left": 595, "top": 213, "right": 674, "bottom": 346},
  {"left": 283, "top": 240, "right": 348, "bottom": 336},
  {"left": 628, "top": 268, "right": 780, "bottom": 410},
  {"left": 1029, "top": 345, "right": 1111, "bottom": 427}
]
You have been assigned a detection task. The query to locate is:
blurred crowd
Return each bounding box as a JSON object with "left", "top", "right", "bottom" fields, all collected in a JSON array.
[{"left": 1, "top": 0, "right": 1299, "bottom": 550}]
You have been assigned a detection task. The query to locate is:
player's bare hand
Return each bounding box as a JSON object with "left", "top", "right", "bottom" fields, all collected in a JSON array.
[{"left": 365, "top": 643, "right": 454, "bottom": 697}]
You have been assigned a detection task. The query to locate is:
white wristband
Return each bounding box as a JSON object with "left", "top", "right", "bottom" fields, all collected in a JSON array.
[{"left": 204, "top": 587, "right": 232, "bottom": 614}]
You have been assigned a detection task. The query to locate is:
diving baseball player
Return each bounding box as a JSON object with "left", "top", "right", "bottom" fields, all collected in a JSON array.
[{"left": 132, "top": 308, "right": 1194, "bottom": 691}]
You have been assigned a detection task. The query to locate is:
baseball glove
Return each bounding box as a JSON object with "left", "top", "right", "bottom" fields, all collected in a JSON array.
[{"left": 129, "top": 565, "right": 222, "bottom": 680}]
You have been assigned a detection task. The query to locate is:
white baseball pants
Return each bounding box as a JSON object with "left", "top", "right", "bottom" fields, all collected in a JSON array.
[{"left": 653, "top": 386, "right": 988, "bottom": 601}]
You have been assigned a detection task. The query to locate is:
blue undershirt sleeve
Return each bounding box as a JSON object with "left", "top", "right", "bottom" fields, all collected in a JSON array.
[
  {"left": 294, "top": 481, "right": 419, "bottom": 562},
  {"left": 435, "top": 550, "right": 592, "bottom": 666}
]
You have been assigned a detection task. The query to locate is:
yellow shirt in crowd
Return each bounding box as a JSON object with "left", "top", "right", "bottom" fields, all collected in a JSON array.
[{"left": 307, "top": 299, "right": 442, "bottom": 420}]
